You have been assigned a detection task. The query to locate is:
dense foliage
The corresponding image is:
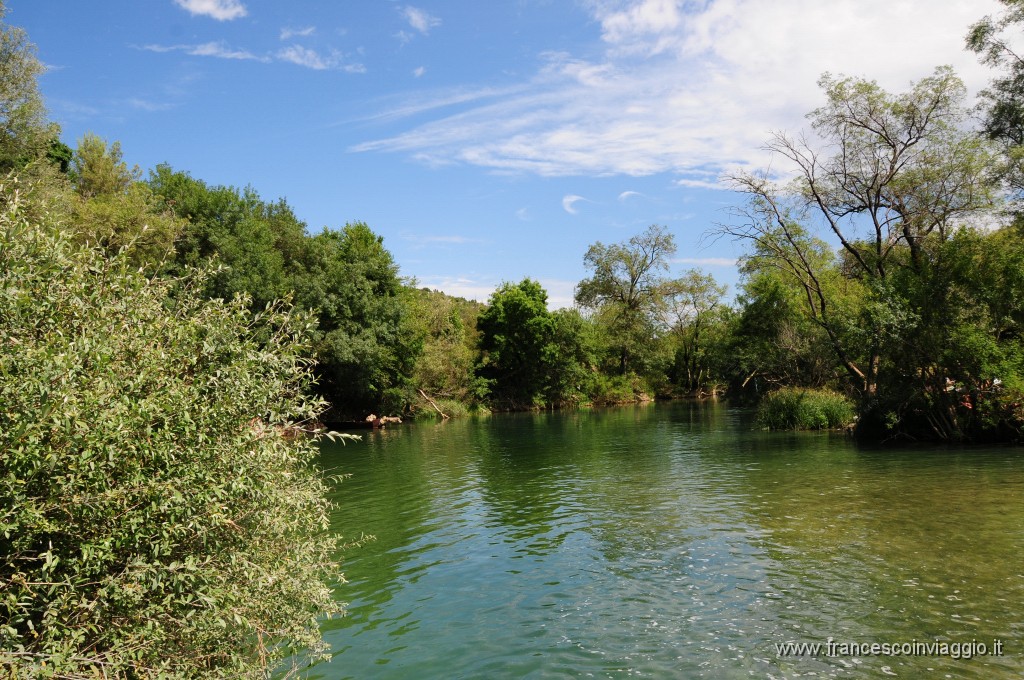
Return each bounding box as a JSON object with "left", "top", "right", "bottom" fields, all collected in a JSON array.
[
  {"left": 0, "top": 185, "right": 340, "bottom": 677},
  {"left": 4, "top": 1, "right": 1024, "bottom": 673},
  {"left": 756, "top": 388, "right": 856, "bottom": 431},
  {"left": 476, "top": 279, "right": 558, "bottom": 409}
]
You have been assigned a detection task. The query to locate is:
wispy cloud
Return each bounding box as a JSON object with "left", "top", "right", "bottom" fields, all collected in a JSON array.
[
  {"left": 127, "top": 98, "right": 175, "bottom": 112},
  {"left": 562, "top": 194, "right": 587, "bottom": 214},
  {"left": 412, "top": 66, "right": 427, "bottom": 78},
  {"left": 618, "top": 190, "right": 642, "bottom": 201},
  {"left": 402, "top": 6, "right": 441, "bottom": 35},
  {"left": 280, "top": 26, "right": 316, "bottom": 40},
  {"left": 277, "top": 45, "right": 337, "bottom": 70},
  {"left": 49, "top": 98, "right": 100, "bottom": 118},
  {"left": 173, "top": 0, "right": 247, "bottom": 21},
  {"left": 190, "top": 41, "right": 263, "bottom": 60},
  {"left": 347, "top": 85, "right": 525, "bottom": 126},
  {"left": 284, "top": 45, "right": 364, "bottom": 73},
  {"left": 675, "top": 177, "right": 729, "bottom": 191},
  {"left": 140, "top": 41, "right": 266, "bottom": 61},
  {"left": 140, "top": 41, "right": 364, "bottom": 72},
  {"left": 355, "top": 0, "right": 1001, "bottom": 180}
]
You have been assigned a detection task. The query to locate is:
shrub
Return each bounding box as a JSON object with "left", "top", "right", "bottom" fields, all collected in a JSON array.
[
  {"left": 0, "top": 184, "right": 341, "bottom": 678},
  {"left": 589, "top": 373, "right": 653, "bottom": 405},
  {"left": 756, "top": 387, "right": 856, "bottom": 430}
]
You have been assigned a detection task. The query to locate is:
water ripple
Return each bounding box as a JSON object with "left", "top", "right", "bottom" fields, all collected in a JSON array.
[{"left": 309, "top": 403, "right": 1024, "bottom": 679}]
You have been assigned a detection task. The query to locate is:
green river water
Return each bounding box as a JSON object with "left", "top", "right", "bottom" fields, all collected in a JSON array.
[{"left": 311, "top": 401, "right": 1024, "bottom": 679}]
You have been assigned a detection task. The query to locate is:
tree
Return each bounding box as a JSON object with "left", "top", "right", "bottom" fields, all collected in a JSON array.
[
  {"left": 967, "top": 0, "right": 1024, "bottom": 197},
  {"left": 545, "top": 308, "right": 601, "bottom": 407},
  {"left": 575, "top": 225, "right": 681, "bottom": 375},
  {"left": 71, "top": 133, "right": 139, "bottom": 198},
  {"left": 723, "top": 68, "right": 996, "bottom": 399},
  {"left": 149, "top": 165, "right": 308, "bottom": 311},
  {"left": 0, "top": 182, "right": 342, "bottom": 678},
  {"left": 476, "top": 278, "right": 555, "bottom": 408},
  {"left": 68, "top": 136, "right": 183, "bottom": 267},
  {"left": 149, "top": 166, "right": 421, "bottom": 417},
  {"left": 406, "top": 287, "right": 484, "bottom": 409},
  {"left": 295, "top": 223, "right": 421, "bottom": 417},
  {"left": 968, "top": 0, "right": 1024, "bottom": 142},
  {"left": 663, "top": 270, "right": 728, "bottom": 394},
  {"left": 728, "top": 269, "right": 841, "bottom": 398},
  {"left": 0, "top": 3, "right": 55, "bottom": 173}
]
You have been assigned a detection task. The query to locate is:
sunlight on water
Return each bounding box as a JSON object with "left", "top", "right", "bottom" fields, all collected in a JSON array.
[{"left": 309, "top": 402, "right": 1024, "bottom": 679}]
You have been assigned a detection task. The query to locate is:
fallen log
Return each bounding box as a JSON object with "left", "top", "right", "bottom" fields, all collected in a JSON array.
[{"left": 418, "top": 389, "right": 450, "bottom": 419}]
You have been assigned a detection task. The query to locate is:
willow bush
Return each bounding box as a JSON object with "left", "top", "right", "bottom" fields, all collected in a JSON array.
[
  {"left": 756, "top": 387, "right": 856, "bottom": 431},
  {"left": 0, "top": 183, "right": 342, "bottom": 678}
]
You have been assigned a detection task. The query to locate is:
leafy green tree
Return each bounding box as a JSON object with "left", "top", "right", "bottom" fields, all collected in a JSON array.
[
  {"left": 406, "top": 287, "right": 484, "bottom": 410},
  {"left": 967, "top": 0, "right": 1024, "bottom": 197},
  {"left": 728, "top": 269, "right": 840, "bottom": 398},
  {"left": 295, "top": 223, "right": 421, "bottom": 417},
  {"left": 575, "top": 225, "right": 681, "bottom": 376},
  {"left": 663, "top": 270, "right": 728, "bottom": 395},
  {"left": 477, "top": 278, "right": 555, "bottom": 408},
  {"left": 149, "top": 165, "right": 307, "bottom": 311},
  {"left": 871, "top": 226, "right": 1024, "bottom": 440},
  {"left": 150, "top": 166, "right": 421, "bottom": 417},
  {"left": 0, "top": 182, "right": 341, "bottom": 678},
  {"left": 67, "top": 136, "right": 183, "bottom": 267},
  {"left": 0, "top": 3, "right": 55, "bottom": 173},
  {"left": 71, "top": 133, "right": 139, "bottom": 198},
  {"left": 724, "top": 68, "right": 996, "bottom": 400},
  {"left": 545, "top": 308, "right": 602, "bottom": 407}
]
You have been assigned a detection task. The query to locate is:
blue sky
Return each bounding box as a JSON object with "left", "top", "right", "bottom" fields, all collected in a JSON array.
[{"left": 10, "top": 0, "right": 1001, "bottom": 308}]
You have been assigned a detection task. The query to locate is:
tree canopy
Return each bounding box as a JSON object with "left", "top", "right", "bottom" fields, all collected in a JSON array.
[{"left": 576, "top": 224, "right": 681, "bottom": 375}]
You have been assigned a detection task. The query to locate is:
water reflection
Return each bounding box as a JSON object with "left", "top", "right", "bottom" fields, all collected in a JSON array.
[{"left": 310, "top": 402, "right": 1024, "bottom": 679}]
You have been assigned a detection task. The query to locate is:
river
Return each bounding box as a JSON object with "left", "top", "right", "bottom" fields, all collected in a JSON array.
[{"left": 311, "top": 401, "right": 1023, "bottom": 679}]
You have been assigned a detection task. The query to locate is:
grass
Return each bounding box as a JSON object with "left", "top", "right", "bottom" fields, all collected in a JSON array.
[{"left": 756, "top": 387, "right": 856, "bottom": 430}]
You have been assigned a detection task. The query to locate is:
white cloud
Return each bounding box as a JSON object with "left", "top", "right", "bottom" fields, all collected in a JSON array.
[
  {"left": 413, "top": 66, "right": 427, "bottom": 78},
  {"left": 562, "top": 194, "right": 587, "bottom": 214},
  {"left": 276, "top": 45, "right": 365, "bottom": 72},
  {"left": 618, "top": 190, "right": 642, "bottom": 201},
  {"left": 51, "top": 99, "right": 100, "bottom": 117},
  {"left": 127, "top": 98, "right": 174, "bottom": 112},
  {"left": 140, "top": 42, "right": 265, "bottom": 61},
  {"left": 414, "top": 275, "right": 576, "bottom": 309},
  {"left": 173, "top": 0, "right": 247, "bottom": 21},
  {"left": 538, "top": 278, "right": 578, "bottom": 310},
  {"left": 280, "top": 26, "right": 316, "bottom": 40},
  {"left": 355, "top": 0, "right": 1003, "bottom": 179},
  {"left": 416, "top": 276, "right": 495, "bottom": 303},
  {"left": 599, "top": 0, "right": 683, "bottom": 54},
  {"left": 190, "top": 41, "right": 262, "bottom": 60},
  {"left": 141, "top": 41, "right": 364, "bottom": 72},
  {"left": 402, "top": 6, "right": 441, "bottom": 35},
  {"left": 277, "top": 45, "right": 332, "bottom": 70},
  {"left": 347, "top": 85, "right": 525, "bottom": 126}
]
